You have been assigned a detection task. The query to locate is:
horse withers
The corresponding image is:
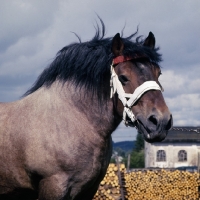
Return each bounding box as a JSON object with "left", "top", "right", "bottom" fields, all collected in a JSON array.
[{"left": 0, "top": 22, "right": 172, "bottom": 200}]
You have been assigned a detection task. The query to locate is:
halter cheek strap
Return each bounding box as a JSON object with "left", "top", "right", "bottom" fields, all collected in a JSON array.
[{"left": 110, "top": 57, "right": 162, "bottom": 126}]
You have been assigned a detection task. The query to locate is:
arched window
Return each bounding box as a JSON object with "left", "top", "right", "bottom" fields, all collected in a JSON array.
[
  {"left": 157, "top": 150, "right": 166, "bottom": 162},
  {"left": 178, "top": 150, "right": 187, "bottom": 162}
]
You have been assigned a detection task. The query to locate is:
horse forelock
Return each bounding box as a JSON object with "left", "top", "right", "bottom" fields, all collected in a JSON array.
[{"left": 24, "top": 20, "right": 162, "bottom": 101}]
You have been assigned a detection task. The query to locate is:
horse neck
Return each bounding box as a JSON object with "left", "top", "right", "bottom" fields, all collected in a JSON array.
[
  {"left": 26, "top": 81, "right": 121, "bottom": 138},
  {"left": 63, "top": 82, "right": 121, "bottom": 136}
]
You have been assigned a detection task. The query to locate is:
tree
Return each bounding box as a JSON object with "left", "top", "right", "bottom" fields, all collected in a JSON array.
[
  {"left": 134, "top": 133, "right": 144, "bottom": 152},
  {"left": 126, "top": 132, "right": 145, "bottom": 168},
  {"left": 129, "top": 149, "right": 145, "bottom": 168}
]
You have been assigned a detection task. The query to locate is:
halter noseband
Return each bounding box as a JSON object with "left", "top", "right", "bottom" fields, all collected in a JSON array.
[{"left": 110, "top": 55, "right": 162, "bottom": 127}]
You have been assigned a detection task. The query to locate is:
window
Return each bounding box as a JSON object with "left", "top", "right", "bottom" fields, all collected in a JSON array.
[
  {"left": 178, "top": 150, "right": 187, "bottom": 162},
  {"left": 157, "top": 150, "right": 166, "bottom": 161}
]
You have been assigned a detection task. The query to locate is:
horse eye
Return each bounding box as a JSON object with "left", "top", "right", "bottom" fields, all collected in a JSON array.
[{"left": 118, "top": 75, "right": 129, "bottom": 85}]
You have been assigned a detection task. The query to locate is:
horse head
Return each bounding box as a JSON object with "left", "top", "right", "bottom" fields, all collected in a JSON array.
[{"left": 111, "top": 32, "right": 173, "bottom": 143}]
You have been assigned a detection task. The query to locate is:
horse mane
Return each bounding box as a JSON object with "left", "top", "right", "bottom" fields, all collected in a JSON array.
[{"left": 24, "top": 19, "right": 162, "bottom": 100}]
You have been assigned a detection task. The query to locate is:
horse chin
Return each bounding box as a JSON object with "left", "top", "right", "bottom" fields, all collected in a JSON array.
[{"left": 135, "top": 120, "right": 168, "bottom": 143}]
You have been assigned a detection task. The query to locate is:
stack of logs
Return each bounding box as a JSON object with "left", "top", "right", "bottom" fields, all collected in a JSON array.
[
  {"left": 93, "top": 164, "right": 200, "bottom": 200},
  {"left": 93, "top": 163, "right": 125, "bottom": 200},
  {"left": 124, "top": 169, "right": 200, "bottom": 200}
]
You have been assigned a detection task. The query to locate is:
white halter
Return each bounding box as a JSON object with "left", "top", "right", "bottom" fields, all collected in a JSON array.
[{"left": 110, "top": 56, "right": 162, "bottom": 126}]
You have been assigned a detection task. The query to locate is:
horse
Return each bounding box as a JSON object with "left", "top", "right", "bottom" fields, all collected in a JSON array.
[{"left": 0, "top": 21, "right": 172, "bottom": 200}]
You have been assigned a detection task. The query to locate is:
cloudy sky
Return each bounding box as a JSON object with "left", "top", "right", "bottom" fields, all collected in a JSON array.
[{"left": 0, "top": 0, "right": 199, "bottom": 142}]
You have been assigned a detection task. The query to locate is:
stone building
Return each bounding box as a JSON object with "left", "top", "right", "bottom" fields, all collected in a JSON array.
[{"left": 145, "top": 127, "right": 200, "bottom": 168}]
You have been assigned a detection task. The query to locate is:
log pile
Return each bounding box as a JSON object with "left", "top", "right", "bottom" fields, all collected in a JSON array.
[
  {"left": 93, "top": 163, "right": 125, "bottom": 200},
  {"left": 123, "top": 169, "right": 200, "bottom": 200},
  {"left": 93, "top": 165, "right": 200, "bottom": 200}
]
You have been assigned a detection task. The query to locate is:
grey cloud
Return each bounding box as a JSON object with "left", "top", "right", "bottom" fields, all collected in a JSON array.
[
  {"left": 0, "top": 0, "right": 199, "bottom": 140},
  {"left": 0, "top": 1, "right": 60, "bottom": 52}
]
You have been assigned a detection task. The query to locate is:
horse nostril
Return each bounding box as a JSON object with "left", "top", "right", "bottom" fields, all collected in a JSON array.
[
  {"left": 148, "top": 115, "right": 158, "bottom": 126},
  {"left": 166, "top": 114, "right": 173, "bottom": 130}
]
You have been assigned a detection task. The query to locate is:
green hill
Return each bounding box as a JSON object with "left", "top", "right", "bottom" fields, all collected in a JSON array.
[{"left": 113, "top": 141, "right": 135, "bottom": 153}]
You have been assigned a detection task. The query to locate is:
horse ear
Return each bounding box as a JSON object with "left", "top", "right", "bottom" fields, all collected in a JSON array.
[
  {"left": 143, "top": 32, "right": 155, "bottom": 49},
  {"left": 112, "top": 33, "right": 124, "bottom": 56}
]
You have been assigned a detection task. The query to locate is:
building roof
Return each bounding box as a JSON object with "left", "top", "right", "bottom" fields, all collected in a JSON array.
[{"left": 161, "top": 127, "right": 200, "bottom": 143}]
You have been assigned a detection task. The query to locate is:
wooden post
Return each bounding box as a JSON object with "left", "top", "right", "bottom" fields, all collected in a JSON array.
[
  {"left": 116, "top": 156, "right": 125, "bottom": 200},
  {"left": 127, "top": 154, "right": 130, "bottom": 172},
  {"left": 198, "top": 152, "right": 200, "bottom": 173}
]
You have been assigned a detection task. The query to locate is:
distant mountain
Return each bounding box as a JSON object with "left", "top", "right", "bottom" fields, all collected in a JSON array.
[{"left": 113, "top": 141, "right": 135, "bottom": 153}]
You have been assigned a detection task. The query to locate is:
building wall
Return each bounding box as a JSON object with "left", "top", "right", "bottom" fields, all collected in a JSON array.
[{"left": 145, "top": 142, "right": 200, "bottom": 168}]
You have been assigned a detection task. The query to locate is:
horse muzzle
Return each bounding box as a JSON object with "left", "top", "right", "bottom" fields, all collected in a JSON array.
[{"left": 135, "top": 112, "right": 173, "bottom": 143}]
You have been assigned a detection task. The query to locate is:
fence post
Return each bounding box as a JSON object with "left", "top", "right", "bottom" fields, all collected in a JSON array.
[
  {"left": 116, "top": 156, "right": 125, "bottom": 200},
  {"left": 198, "top": 152, "right": 200, "bottom": 173},
  {"left": 127, "top": 154, "right": 130, "bottom": 172}
]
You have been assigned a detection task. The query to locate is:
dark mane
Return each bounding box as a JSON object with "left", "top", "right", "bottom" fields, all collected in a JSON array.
[{"left": 24, "top": 20, "right": 162, "bottom": 100}]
